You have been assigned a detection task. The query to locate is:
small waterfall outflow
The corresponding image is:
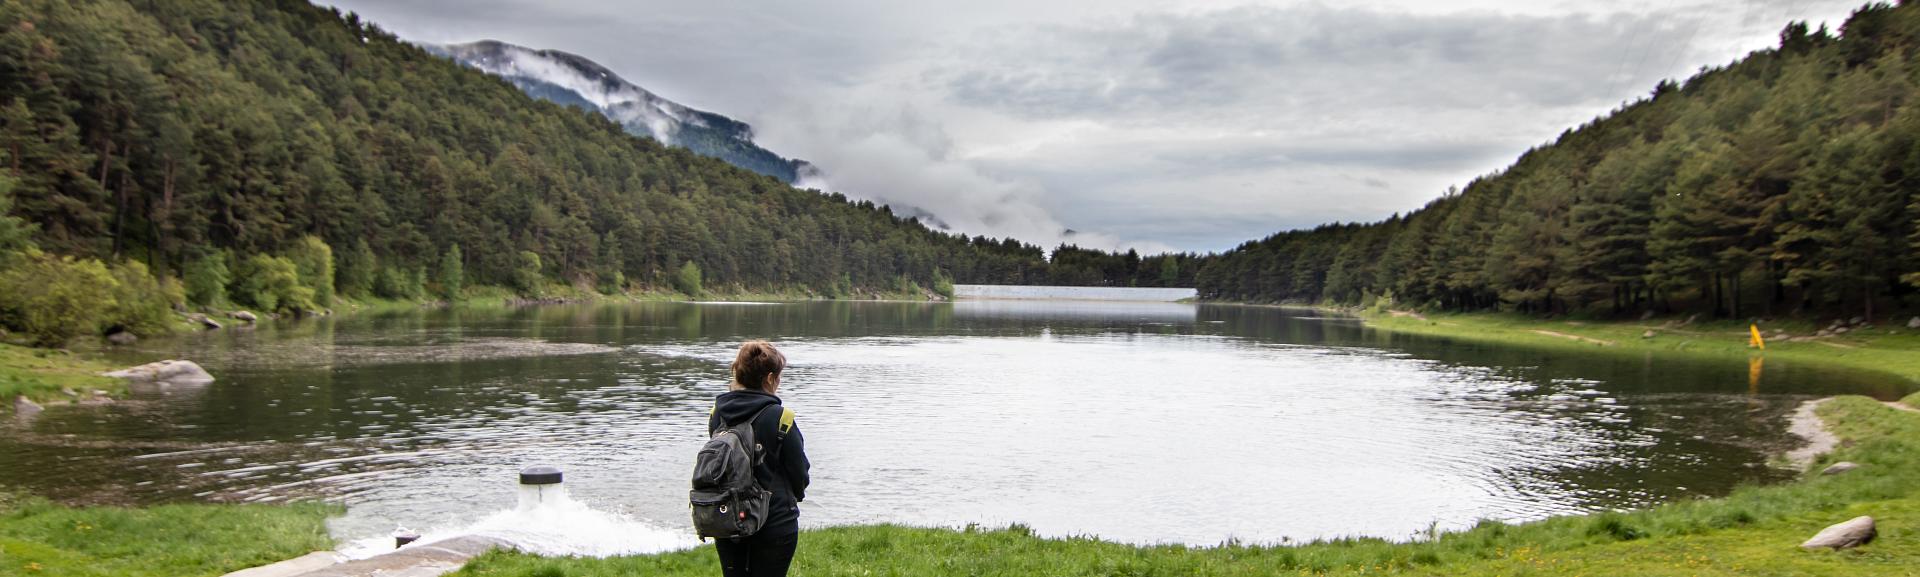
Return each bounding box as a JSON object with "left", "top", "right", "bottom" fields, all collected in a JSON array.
[{"left": 341, "top": 465, "right": 698, "bottom": 559}]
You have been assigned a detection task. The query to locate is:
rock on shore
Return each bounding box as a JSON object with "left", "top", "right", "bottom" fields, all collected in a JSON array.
[
  {"left": 13, "top": 396, "right": 42, "bottom": 417},
  {"left": 1800, "top": 516, "right": 1875, "bottom": 550},
  {"left": 102, "top": 360, "right": 215, "bottom": 384},
  {"left": 1819, "top": 461, "right": 1859, "bottom": 476}
]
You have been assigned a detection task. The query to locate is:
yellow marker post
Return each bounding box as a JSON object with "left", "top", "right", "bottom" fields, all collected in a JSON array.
[{"left": 1749, "top": 324, "right": 1766, "bottom": 350}]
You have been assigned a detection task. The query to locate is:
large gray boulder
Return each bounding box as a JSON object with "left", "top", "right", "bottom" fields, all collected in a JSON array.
[
  {"left": 232, "top": 310, "right": 258, "bottom": 323},
  {"left": 13, "top": 396, "right": 42, "bottom": 417},
  {"left": 1800, "top": 516, "right": 1875, "bottom": 550},
  {"left": 1908, "top": 316, "right": 1920, "bottom": 329},
  {"left": 106, "top": 331, "right": 138, "bottom": 345},
  {"left": 102, "top": 360, "right": 214, "bottom": 384},
  {"left": 189, "top": 314, "right": 222, "bottom": 330}
]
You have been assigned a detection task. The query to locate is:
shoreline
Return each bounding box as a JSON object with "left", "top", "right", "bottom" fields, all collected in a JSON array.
[
  {"left": 1330, "top": 307, "right": 1920, "bottom": 394},
  {"left": 1783, "top": 397, "right": 1837, "bottom": 471},
  {"left": 455, "top": 394, "right": 1920, "bottom": 575},
  {"left": 124, "top": 393, "right": 1920, "bottom": 577},
  {"left": 0, "top": 342, "right": 126, "bottom": 404}
]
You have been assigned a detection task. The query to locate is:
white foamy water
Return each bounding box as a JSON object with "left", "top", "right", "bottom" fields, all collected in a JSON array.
[{"left": 339, "top": 482, "right": 697, "bottom": 559}]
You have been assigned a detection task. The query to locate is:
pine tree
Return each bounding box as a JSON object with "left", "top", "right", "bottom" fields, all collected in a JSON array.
[
  {"left": 598, "top": 232, "right": 623, "bottom": 294},
  {"left": 285, "top": 236, "right": 334, "bottom": 307},
  {"left": 513, "top": 250, "right": 543, "bottom": 297},
  {"left": 182, "top": 250, "right": 230, "bottom": 307},
  {"left": 674, "top": 260, "right": 704, "bottom": 297},
  {"left": 439, "top": 244, "right": 464, "bottom": 302},
  {"left": 0, "top": 176, "right": 35, "bottom": 263},
  {"left": 337, "top": 238, "right": 377, "bottom": 299}
]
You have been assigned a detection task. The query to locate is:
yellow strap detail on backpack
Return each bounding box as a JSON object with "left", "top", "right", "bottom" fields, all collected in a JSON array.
[{"left": 779, "top": 407, "right": 795, "bottom": 434}]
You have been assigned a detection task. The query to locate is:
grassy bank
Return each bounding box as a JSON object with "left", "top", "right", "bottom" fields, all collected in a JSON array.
[
  {"left": 458, "top": 396, "right": 1920, "bottom": 576},
  {"left": 1356, "top": 310, "right": 1920, "bottom": 386},
  {"left": 0, "top": 344, "right": 121, "bottom": 404},
  {"left": 0, "top": 494, "right": 336, "bottom": 577}
]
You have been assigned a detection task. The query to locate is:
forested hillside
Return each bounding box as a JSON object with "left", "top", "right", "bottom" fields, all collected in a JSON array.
[
  {"left": 1199, "top": 3, "right": 1920, "bottom": 320},
  {"left": 425, "top": 40, "right": 821, "bottom": 185},
  {"left": 0, "top": 0, "right": 1072, "bottom": 307}
]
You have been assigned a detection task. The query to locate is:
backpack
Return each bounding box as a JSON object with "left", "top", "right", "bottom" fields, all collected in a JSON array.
[{"left": 690, "top": 404, "right": 792, "bottom": 540}]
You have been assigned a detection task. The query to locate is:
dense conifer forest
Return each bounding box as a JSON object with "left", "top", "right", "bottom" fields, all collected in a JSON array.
[
  {"left": 1199, "top": 3, "right": 1920, "bottom": 320},
  {"left": 4, "top": 0, "right": 1920, "bottom": 348}
]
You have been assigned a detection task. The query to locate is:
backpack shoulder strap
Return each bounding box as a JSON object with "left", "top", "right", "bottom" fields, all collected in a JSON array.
[
  {"left": 744, "top": 404, "right": 792, "bottom": 443},
  {"left": 711, "top": 403, "right": 792, "bottom": 441}
]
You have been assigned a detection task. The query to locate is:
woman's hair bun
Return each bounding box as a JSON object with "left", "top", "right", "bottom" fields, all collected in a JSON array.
[{"left": 732, "top": 341, "right": 786, "bottom": 390}]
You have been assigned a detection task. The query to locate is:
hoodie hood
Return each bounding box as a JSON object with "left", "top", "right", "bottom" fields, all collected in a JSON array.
[{"left": 714, "top": 388, "right": 782, "bottom": 425}]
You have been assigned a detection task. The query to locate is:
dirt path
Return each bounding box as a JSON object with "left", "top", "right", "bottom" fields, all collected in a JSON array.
[
  {"left": 1640, "top": 325, "right": 1707, "bottom": 336},
  {"left": 1527, "top": 330, "right": 1616, "bottom": 346},
  {"left": 1885, "top": 401, "right": 1918, "bottom": 413}
]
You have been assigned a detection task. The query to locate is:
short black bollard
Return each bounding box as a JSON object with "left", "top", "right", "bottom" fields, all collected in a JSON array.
[
  {"left": 519, "top": 465, "right": 563, "bottom": 485},
  {"left": 516, "top": 465, "right": 565, "bottom": 510}
]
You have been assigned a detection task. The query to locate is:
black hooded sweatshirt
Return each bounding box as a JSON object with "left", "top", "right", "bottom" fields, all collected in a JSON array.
[{"left": 708, "top": 389, "right": 810, "bottom": 535}]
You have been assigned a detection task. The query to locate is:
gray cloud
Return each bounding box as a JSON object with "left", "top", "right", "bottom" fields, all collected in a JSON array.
[
  {"left": 1150, "top": 140, "right": 1517, "bottom": 174},
  {"left": 937, "top": 5, "right": 1694, "bottom": 120},
  {"left": 323, "top": 0, "right": 1869, "bottom": 253}
]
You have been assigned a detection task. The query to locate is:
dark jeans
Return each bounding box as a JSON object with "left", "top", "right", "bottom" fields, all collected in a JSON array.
[{"left": 714, "top": 530, "right": 798, "bottom": 577}]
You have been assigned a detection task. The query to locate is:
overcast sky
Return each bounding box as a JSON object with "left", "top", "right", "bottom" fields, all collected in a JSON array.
[{"left": 323, "top": 0, "right": 1865, "bottom": 254}]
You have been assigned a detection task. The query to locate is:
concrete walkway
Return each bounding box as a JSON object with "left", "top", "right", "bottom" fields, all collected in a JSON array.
[
  {"left": 220, "top": 536, "right": 511, "bottom": 577},
  {"left": 221, "top": 552, "right": 345, "bottom": 577}
]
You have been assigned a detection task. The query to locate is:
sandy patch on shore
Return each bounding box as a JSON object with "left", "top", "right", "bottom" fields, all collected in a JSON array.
[{"left": 1784, "top": 397, "right": 1837, "bottom": 471}]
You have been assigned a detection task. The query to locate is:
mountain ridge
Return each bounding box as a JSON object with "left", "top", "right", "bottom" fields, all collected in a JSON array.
[{"left": 424, "top": 39, "right": 821, "bottom": 185}]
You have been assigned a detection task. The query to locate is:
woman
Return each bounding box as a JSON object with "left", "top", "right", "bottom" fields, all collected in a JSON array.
[{"left": 709, "top": 341, "right": 810, "bottom": 577}]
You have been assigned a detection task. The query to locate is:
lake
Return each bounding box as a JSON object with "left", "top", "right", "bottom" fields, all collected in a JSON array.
[{"left": 2, "top": 299, "right": 1908, "bottom": 556}]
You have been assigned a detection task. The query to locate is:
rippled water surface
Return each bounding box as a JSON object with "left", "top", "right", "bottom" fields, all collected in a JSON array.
[{"left": 3, "top": 300, "right": 1908, "bottom": 553}]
